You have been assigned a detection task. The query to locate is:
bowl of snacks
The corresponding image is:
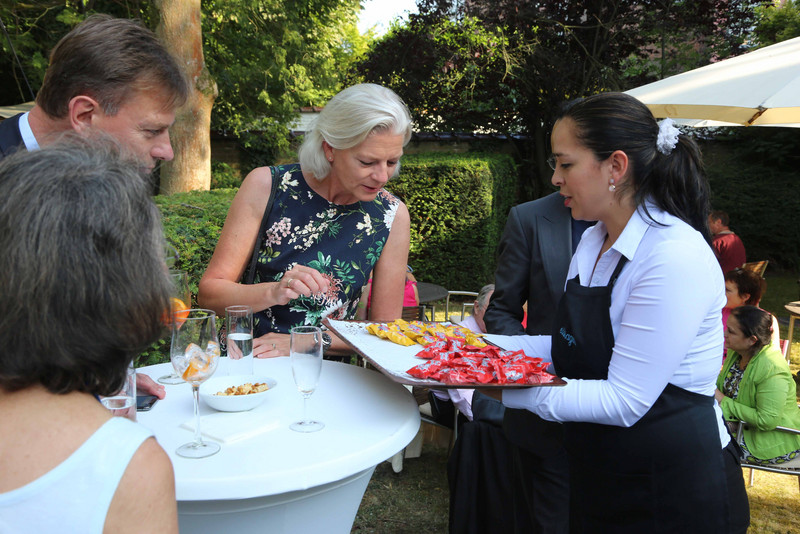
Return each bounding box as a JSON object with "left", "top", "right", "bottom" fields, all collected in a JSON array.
[{"left": 199, "top": 375, "right": 277, "bottom": 412}]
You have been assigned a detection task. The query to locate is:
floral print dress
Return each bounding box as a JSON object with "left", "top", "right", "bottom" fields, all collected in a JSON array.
[{"left": 249, "top": 163, "right": 400, "bottom": 337}]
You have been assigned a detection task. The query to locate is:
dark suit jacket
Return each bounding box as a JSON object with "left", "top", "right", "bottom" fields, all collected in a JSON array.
[
  {"left": 485, "top": 191, "right": 573, "bottom": 336},
  {"left": 485, "top": 191, "right": 574, "bottom": 454},
  {"left": 0, "top": 113, "right": 25, "bottom": 161}
]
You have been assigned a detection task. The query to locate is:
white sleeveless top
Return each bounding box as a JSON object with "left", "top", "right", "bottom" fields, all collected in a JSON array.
[{"left": 0, "top": 416, "right": 153, "bottom": 533}]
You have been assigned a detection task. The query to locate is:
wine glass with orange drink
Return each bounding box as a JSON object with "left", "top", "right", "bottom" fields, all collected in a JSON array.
[
  {"left": 170, "top": 308, "right": 221, "bottom": 458},
  {"left": 158, "top": 269, "right": 192, "bottom": 385}
]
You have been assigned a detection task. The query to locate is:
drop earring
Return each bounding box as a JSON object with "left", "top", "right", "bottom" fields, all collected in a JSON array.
[{"left": 608, "top": 178, "right": 616, "bottom": 192}]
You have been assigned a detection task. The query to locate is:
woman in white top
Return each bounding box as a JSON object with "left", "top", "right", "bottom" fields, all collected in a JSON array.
[
  {"left": 493, "top": 93, "right": 747, "bottom": 532},
  {"left": 0, "top": 139, "right": 178, "bottom": 533}
]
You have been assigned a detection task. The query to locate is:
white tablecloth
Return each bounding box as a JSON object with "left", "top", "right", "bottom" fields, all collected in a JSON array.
[{"left": 137, "top": 358, "right": 420, "bottom": 533}]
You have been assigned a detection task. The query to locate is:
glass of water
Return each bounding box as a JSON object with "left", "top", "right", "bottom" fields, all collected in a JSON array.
[
  {"left": 100, "top": 361, "right": 137, "bottom": 421},
  {"left": 289, "top": 326, "right": 324, "bottom": 433},
  {"left": 225, "top": 305, "right": 253, "bottom": 375}
]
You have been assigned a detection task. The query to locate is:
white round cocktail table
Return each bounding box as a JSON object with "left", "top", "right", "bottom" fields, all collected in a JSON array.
[{"left": 137, "top": 358, "right": 420, "bottom": 533}]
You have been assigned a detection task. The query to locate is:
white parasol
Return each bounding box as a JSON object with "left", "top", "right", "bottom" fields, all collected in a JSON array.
[{"left": 626, "top": 36, "right": 800, "bottom": 127}]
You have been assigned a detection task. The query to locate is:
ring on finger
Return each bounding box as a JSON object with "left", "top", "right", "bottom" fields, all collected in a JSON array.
[
  {"left": 272, "top": 343, "right": 276, "bottom": 350},
  {"left": 285, "top": 277, "right": 294, "bottom": 289}
]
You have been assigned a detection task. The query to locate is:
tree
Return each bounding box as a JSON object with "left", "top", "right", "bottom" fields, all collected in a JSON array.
[
  {"left": 0, "top": 1, "right": 368, "bottom": 190},
  {"left": 352, "top": 0, "right": 767, "bottom": 196},
  {"left": 155, "top": 0, "right": 217, "bottom": 193},
  {"left": 202, "top": 0, "right": 368, "bottom": 168},
  {"left": 753, "top": 0, "right": 800, "bottom": 45},
  {"left": 348, "top": 16, "right": 523, "bottom": 134},
  {"left": 0, "top": 0, "right": 215, "bottom": 193}
]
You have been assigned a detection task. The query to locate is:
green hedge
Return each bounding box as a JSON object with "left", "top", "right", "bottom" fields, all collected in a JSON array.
[
  {"left": 386, "top": 152, "right": 517, "bottom": 291},
  {"left": 154, "top": 188, "right": 238, "bottom": 300},
  {"left": 701, "top": 135, "right": 800, "bottom": 272},
  {"left": 137, "top": 189, "right": 237, "bottom": 366}
]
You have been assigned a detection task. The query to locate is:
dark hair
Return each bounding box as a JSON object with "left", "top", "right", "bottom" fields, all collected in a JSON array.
[
  {"left": 36, "top": 14, "right": 189, "bottom": 118},
  {"left": 730, "top": 305, "right": 773, "bottom": 354},
  {"left": 709, "top": 210, "right": 729, "bottom": 226},
  {"left": 724, "top": 268, "right": 764, "bottom": 306},
  {"left": 555, "top": 92, "right": 710, "bottom": 237},
  {"left": 0, "top": 135, "right": 173, "bottom": 395}
]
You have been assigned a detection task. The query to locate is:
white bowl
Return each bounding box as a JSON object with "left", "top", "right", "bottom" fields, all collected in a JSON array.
[{"left": 199, "top": 375, "right": 277, "bottom": 412}]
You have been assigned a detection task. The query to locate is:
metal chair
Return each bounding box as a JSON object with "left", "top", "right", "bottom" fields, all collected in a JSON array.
[
  {"left": 445, "top": 290, "right": 479, "bottom": 323},
  {"left": 402, "top": 306, "right": 426, "bottom": 321},
  {"left": 735, "top": 420, "right": 800, "bottom": 491}
]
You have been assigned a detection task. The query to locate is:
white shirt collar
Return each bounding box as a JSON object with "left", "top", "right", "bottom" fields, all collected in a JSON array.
[{"left": 18, "top": 112, "right": 40, "bottom": 152}]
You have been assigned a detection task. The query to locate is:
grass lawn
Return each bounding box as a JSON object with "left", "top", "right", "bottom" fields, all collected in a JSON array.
[{"left": 353, "top": 273, "right": 800, "bottom": 533}]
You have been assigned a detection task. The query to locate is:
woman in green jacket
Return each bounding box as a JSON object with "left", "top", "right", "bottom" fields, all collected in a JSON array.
[{"left": 716, "top": 306, "right": 800, "bottom": 465}]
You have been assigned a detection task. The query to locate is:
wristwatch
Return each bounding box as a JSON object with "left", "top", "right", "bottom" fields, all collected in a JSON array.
[{"left": 321, "top": 332, "right": 332, "bottom": 354}]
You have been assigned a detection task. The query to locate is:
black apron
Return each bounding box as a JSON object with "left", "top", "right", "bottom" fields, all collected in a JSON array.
[{"left": 551, "top": 256, "right": 729, "bottom": 533}]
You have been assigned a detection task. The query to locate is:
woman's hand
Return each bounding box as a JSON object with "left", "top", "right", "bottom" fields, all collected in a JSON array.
[
  {"left": 271, "top": 265, "right": 330, "bottom": 306},
  {"left": 714, "top": 388, "right": 726, "bottom": 404},
  {"left": 136, "top": 373, "right": 166, "bottom": 399},
  {"left": 254, "top": 333, "right": 289, "bottom": 358}
]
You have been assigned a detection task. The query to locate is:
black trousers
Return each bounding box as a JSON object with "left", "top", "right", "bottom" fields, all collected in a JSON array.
[
  {"left": 509, "top": 441, "right": 570, "bottom": 534},
  {"left": 503, "top": 409, "right": 570, "bottom": 534}
]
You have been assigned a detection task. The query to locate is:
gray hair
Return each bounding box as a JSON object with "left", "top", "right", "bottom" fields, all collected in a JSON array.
[
  {"left": 475, "top": 284, "right": 495, "bottom": 311},
  {"left": 0, "top": 135, "right": 173, "bottom": 395},
  {"left": 298, "top": 83, "right": 413, "bottom": 180}
]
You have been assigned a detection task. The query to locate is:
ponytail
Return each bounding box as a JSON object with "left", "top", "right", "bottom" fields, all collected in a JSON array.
[{"left": 556, "top": 93, "right": 710, "bottom": 238}]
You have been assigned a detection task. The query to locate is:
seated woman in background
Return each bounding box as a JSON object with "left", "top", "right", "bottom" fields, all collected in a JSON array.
[
  {"left": 0, "top": 139, "right": 178, "bottom": 532},
  {"left": 716, "top": 306, "right": 800, "bottom": 466},
  {"left": 724, "top": 268, "right": 780, "bottom": 351},
  {"left": 199, "top": 84, "right": 412, "bottom": 357}
]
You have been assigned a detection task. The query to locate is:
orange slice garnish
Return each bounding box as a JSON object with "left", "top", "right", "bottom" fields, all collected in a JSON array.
[{"left": 162, "top": 297, "right": 190, "bottom": 328}]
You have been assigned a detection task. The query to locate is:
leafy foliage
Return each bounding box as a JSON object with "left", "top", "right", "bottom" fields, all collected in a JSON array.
[
  {"left": 0, "top": 1, "right": 368, "bottom": 174},
  {"left": 139, "top": 188, "right": 237, "bottom": 365},
  {"left": 202, "top": 0, "right": 370, "bottom": 168},
  {"left": 702, "top": 133, "right": 800, "bottom": 271},
  {"left": 154, "top": 188, "right": 237, "bottom": 299},
  {"left": 351, "top": 1, "right": 767, "bottom": 198},
  {"left": 753, "top": 0, "right": 800, "bottom": 45},
  {"left": 210, "top": 161, "right": 244, "bottom": 189},
  {"left": 0, "top": 1, "right": 162, "bottom": 106},
  {"left": 348, "top": 16, "right": 524, "bottom": 134},
  {"left": 386, "top": 152, "right": 517, "bottom": 290}
]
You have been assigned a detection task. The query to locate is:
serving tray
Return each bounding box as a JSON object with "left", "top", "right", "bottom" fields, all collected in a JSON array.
[{"left": 324, "top": 319, "right": 565, "bottom": 389}]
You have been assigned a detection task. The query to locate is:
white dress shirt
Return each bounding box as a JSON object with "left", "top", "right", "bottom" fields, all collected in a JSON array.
[
  {"left": 499, "top": 204, "right": 729, "bottom": 446},
  {"left": 18, "top": 112, "right": 40, "bottom": 152}
]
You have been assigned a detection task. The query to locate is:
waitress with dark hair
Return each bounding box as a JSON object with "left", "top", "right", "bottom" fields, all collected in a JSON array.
[{"left": 492, "top": 92, "right": 748, "bottom": 532}]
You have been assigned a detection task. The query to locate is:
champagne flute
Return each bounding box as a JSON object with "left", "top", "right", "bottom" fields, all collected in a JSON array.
[
  {"left": 159, "top": 269, "right": 192, "bottom": 385},
  {"left": 290, "top": 326, "right": 324, "bottom": 433},
  {"left": 164, "top": 242, "right": 180, "bottom": 269},
  {"left": 170, "top": 308, "right": 221, "bottom": 458}
]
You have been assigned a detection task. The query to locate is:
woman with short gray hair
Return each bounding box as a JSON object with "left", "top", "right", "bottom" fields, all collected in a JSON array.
[
  {"left": 200, "top": 84, "right": 412, "bottom": 357},
  {"left": 0, "top": 138, "right": 178, "bottom": 532}
]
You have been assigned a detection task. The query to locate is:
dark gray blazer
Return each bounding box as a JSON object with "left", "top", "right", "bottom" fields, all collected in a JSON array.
[
  {"left": 485, "top": 191, "right": 575, "bottom": 454},
  {"left": 0, "top": 113, "right": 25, "bottom": 161},
  {"left": 485, "top": 191, "right": 573, "bottom": 336}
]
